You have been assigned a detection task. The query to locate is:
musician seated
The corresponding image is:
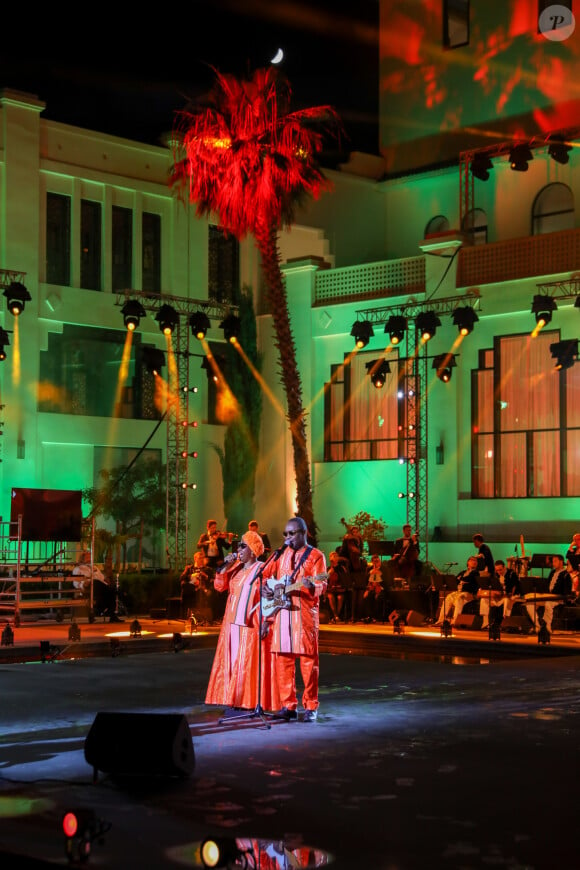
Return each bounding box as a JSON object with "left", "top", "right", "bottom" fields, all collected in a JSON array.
[
  {"left": 525, "top": 554, "right": 572, "bottom": 633},
  {"left": 435, "top": 556, "right": 480, "bottom": 625},
  {"left": 362, "top": 555, "right": 386, "bottom": 622},
  {"left": 478, "top": 559, "right": 522, "bottom": 629}
]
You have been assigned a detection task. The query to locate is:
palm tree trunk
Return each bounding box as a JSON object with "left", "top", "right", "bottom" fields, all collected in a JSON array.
[{"left": 254, "top": 222, "right": 316, "bottom": 542}]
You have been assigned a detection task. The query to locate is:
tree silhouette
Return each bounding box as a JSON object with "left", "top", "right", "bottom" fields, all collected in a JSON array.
[{"left": 171, "top": 66, "right": 340, "bottom": 541}]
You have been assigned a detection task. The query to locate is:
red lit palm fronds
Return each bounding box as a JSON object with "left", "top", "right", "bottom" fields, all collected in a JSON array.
[{"left": 170, "top": 66, "right": 340, "bottom": 239}]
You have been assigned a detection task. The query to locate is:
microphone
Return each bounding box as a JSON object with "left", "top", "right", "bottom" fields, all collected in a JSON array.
[{"left": 274, "top": 543, "right": 288, "bottom": 558}]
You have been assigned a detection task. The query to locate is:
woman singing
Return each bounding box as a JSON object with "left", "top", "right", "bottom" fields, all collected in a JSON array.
[{"left": 205, "top": 530, "right": 281, "bottom": 713}]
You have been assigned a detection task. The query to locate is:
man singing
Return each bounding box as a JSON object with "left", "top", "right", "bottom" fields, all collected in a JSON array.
[{"left": 261, "top": 516, "right": 327, "bottom": 722}]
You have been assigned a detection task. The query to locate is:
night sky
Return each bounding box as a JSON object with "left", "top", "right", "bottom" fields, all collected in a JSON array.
[{"left": 1, "top": 1, "right": 379, "bottom": 157}]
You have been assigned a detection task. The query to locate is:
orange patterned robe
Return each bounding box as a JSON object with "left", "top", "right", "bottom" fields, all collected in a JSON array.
[
  {"left": 205, "top": 560, "right": 281, "bottom": 712},
  {"left": 262, "top": 545, "right": 327, "bottom": 711}
]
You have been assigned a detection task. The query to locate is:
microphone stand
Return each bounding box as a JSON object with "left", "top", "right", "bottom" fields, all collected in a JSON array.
[{"left": 218, "top": 547, "right": 282, "bottom": 729}]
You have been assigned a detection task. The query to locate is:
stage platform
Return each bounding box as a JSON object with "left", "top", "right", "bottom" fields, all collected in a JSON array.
[{"left": 2, "top": 611, "right": 580, "bottom": 664}]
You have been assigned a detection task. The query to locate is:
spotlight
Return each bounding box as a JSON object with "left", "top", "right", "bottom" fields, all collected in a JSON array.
[
  {"left": 416, "top": 311, "right": 441, "bottom": 341},
  {"left": 509, "top": 144, "right": 533, "bottom": 172},
  {"left": 397, "top": 492, "right": 406, "bottom": 499},
  {"left": 190, "top": 311, "right": 211, "bottom": 340},
  {"left": 452, "top": 306, "right": 479, "bottom": 335},
  {"left": 3, "top": 281, "right": 31, "bottom": 316},
  {"left": 200, "top": 838, "right": 245, "bottom": 868},
  {"left": 180, "top": 482, "right": 198, "bottom": 489},
  {"left": 142, "top": 346, "right": 165, "bottom": 375},
  {"left": 550, "top": 339, "right": 578, "bottom": 370},
  {"left": 365, "top": 358, "right": 391, "bottom": 388},
  {"left": 62, "top": 809, "right": 111, "bottom": 865},
  {"left": 350, "top": 320, "right": 374, "bottom": 348},
  {"left": 432, "top": 353, "right": 457, "bottom": 382},
  {"left": 531, "top": 294, "right": 557, "bottom": 328},
  {"left": 220, "top": 314, "right": 241, "bottom": 344},
  {"left": 181, "top": 420, "right": 198, "bottom": 428},
  {"left": 155, "top": 304, "right": 179, "bottom": 335},
  {"left": 0, "top": 327, "right": 10, "bottom": 361},
  {"left": 548, "top": 139, "right": 572, "bottom": 165},
  {"left": 182, "top": 385, "right": 199, "bottom": 394},
  {"left": 471, "top": 153, "right": 493, "bottom": 181},
  {"left": 385, "top": 315, "right": 407, "bottom": 345},
  {"left": 181, "top": 450, "right": 199, "bottom": 459},
  {"left": 121, "top": 299, "right": 146, "bottom": 331}
]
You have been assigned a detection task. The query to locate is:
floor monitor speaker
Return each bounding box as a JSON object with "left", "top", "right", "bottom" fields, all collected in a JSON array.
[
  {"left": 454, "top": 614, "right": 483, "bottom": 630},
  {"left": 501, "top": 616, "right": 531, "bottom": 634},
  {"left": 84, "top": 712, "right": 194, "bottom": 778},
  {"left": 406, "top": 610, "right": 426, "bottom": 626}
]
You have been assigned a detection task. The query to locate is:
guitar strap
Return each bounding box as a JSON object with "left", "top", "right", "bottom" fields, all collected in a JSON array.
[{"left": 289, "top": 545, "right": 313, "bottom": 581}]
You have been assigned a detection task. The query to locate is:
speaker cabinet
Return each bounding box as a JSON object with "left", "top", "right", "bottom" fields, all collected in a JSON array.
[
  {"left": 405, "top": 609, "right": 426, "bottom": 626},
  {"left": 84, "top": 712, "right": 195, "bottom": 778},
  {"left": 454, "top": 614, "right": 483, "bottom": 630},
  {"left": 501, "top": 615, "right": 531, "bottom": 634}
]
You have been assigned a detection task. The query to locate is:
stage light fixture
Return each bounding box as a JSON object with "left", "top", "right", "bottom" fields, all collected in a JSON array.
[
  {"left": 121, "top": 299, "right": 146, "bottom": 331},
  {"left": 509, "top": 144, "right": 533, "bottom": 172},
  {"left": 531, "top": 294, "right": 557, "bottom": 328},
  {"left": 181, "top": 420, "right": 199, "bottom": 428},
  {"left": 416, "top": 311, "right": 441, "bottom": 341},
  {"left": 130, "top": 619, "right": 142, "bottom": 637},
  {"left": 190, "top": 311, "right": 211, "bottom": 340},
  {"left": 452, "top": 306, "right": 479, "bottom": 335},
  {"left": 548, "top": 139, "right": 572, "bottom": 165},
  {"left": 155, "top": 304, "right": 179, "bottom": 335},
  {"left": 3, "top": 281, "right": 31, "bottom": 316},
  {"left": 181, "top": 450, "right": 199, "bottom": 459},
  {"left": 0, "top": 327, "right": 10, "bottom": 362},
  {"left": 350, "top": 320, "right": 374, "bottom": 349},
  {"left": 220, "top": 314, "right": 241, "bottom": 344},
  {"left": 397, "top": 492, "right": 405, "bottom": 499},
  {"left": 432, "top": 353, "right": 457, "bottom": 382},
  {"left": 180, "top": 482, "right": 198, "bottom": 489},
  {"left": 182, "top": 385, "right": 198, "bottom": 394},
  {"left": 142, "top": 346, "right": 165, "bottom": 375},
  {"left": 471, "top": 153, "right": 493, "bottom": 181},
  {"left": 365, "top": 358, "right": 391, "bottom": 388},
  {"left": 550, "top": 339, "right": 578, "bottom": 370},
  {"left": 384, "top": 314, "right": 407, "bottom": 345},
  {"left": 200, "top": 837, "right": 245, "bottom": 868}
]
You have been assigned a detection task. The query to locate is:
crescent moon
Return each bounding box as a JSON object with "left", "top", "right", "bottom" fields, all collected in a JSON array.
[{"left": 271, "top": 48, "right": 284, "bottom": 65}]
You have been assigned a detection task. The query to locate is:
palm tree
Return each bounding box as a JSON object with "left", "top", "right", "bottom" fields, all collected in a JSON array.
[{"left": 171, "top": 66, "right": 339, "bottom": 540}]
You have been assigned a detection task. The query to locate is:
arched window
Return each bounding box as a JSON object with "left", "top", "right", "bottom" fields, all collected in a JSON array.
[
  {"left": 424, "top": 215, "right": 449, "bottom": 236},
  {"left": 532, "top": 183, "right": 574, "bottom": 235},
  {"left": 462, "top": 208, "right": 488, "bottom": 245}
]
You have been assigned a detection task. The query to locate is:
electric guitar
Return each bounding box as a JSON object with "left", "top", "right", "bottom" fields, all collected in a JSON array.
[{"left": 261, "top": 573, "right": 328, "bottom": 619}]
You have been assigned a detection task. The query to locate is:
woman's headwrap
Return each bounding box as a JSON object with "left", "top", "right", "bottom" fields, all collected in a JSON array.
[{"left": 242, "top": 530, "right": 264, "bottom": 558}]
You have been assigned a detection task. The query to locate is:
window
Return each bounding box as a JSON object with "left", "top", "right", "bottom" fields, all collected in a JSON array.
[
  {"left": 425, "top": 215, "right": 450, "bottom": 236},
  {"left": 142, "top": 212, "right": 161, "bottom": 293},
  {"left": 80, "top": 200, "right": 102, "bottom": 291},
  {"left": 532, "top": 183, "right": 574, "bottom": 235},
  {"left": 209, "top": 225, "right": 240, "bottom": 305},
  {"left": 462, "top": 208, "right": 488, "bottom": 245},
  {"left": 472, "top": 332, "right": 580, "bottom": 497},
  {"left": 112, "top": 206, "right": 133, "bottom": 290},
  {"left": 46, "top": 193, "right": 71, "bottom": 286},
  {"left": 443, "top": 0, "right": 469, "bottom": 49},
  {"left": 324, "top": 351, "right": 401, "bottom": 461},
  {"left": 38, "top": 325, "right": 158, "bottom": 419}
]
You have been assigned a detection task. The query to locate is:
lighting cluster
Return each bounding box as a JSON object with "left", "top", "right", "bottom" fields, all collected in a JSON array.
[
  {"left": 119, "top": 298, "right": 241, "bottom": 343},
  {"left": 470, "top": 135, "right": 573, "bottom": 181},
  {"left": 351, "top": 305, "right": 478, "bottom": 352}
]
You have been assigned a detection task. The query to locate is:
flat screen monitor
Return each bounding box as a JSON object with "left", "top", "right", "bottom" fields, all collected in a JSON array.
[{"left": 10, "top": 488, "right": 83, "bottom": 542}]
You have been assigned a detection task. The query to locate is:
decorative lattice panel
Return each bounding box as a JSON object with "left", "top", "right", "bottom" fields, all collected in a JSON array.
[
  {"left": 314, "top": 257, "right": 426, "bottom": 305},
  {"left": 457, "top": 228, "right": 580, "bottom": 288}
]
